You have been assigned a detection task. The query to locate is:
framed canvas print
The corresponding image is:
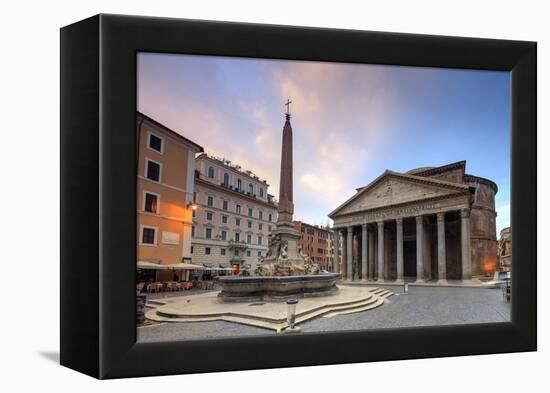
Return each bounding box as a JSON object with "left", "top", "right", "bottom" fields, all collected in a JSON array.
[{"left": 60, "top": 14, "right": 536, "bottom": 379}]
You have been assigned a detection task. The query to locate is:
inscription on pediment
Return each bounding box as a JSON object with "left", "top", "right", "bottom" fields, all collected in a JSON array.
[{"left": 333, "top": 194, "right": 470, "bottom": 228}]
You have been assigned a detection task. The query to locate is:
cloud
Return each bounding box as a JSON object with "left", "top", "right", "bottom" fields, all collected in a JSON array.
[{"left": 138, "top": 54, "right": 509, "bottom": 227}]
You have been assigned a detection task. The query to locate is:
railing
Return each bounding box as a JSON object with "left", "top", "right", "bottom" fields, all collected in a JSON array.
[{"left": 227, "top": 240, "right": 248, "bottom": 249}]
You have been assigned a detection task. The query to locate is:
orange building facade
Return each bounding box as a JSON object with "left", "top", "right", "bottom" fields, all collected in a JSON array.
[
  {"left": 293, "top": 221, "right": 335, "bottom": 271},
  {"left": 136, "top": 112, "right": 204, "bottom": 281}
]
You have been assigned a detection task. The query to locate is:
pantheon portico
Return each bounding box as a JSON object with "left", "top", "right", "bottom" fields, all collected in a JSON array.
[{"left": 329, "top": 161, "right": 498, "bottom": 284}]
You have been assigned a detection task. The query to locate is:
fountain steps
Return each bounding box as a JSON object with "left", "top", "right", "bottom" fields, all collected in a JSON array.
[
  {"left": 145, "top": 287, "right": 394, "bottom": 332},
  {"left": 154, "top": 291, "right": 376, "bottom": 323}
]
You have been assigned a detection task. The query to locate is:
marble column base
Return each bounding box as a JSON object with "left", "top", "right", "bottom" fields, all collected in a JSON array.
[{"left": 436, "top": 279, "right": 448, "bottom": 285}]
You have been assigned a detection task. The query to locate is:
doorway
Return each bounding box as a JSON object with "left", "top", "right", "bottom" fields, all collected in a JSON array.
[{"left": 403, "top": 239, "right": 417, "bottom": 278}]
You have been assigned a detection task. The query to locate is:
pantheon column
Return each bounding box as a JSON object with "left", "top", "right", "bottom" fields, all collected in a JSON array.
[
  {"left": 460, "top": 208, "right": 472, "bottom": 281},
  {"left": 437, "top": 212, "right": 447, "bottom": 284},
  {"left": 347, "top": 226, "right": 354, "bottom": 280},
  {"left": 361, "top": 224, "right": 368, "bottom": 281},
  {"left": 333, "top": 230, "right": 340, "bottom": 273},
  {"left": 396, "top": 218, "right": 404, "bottom": 283},
  {"left": 416, "top": 215, "right": 425, "bottom": 283},
  {"left": 341, "top": 229, "right": 347, "bottom": 278},
  {"left": 377, "top": 221, "right": 384, "bottom": 282}
]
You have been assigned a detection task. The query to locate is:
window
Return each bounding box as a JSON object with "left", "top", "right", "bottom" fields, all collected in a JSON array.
[
  {"left": 207, "top": 196, "right": 214, "bottom": 207},
  {"left": 248, "top": 207, "right": 253, "bottom": 217},
  {"left": 191, "top": 246, "right": 194, "bottom": 254},
  {"left": 236, "top": 218, "right": 241, "bottom": 226},
  {"left": 221, "top": 248, "right": 226, "bottom": 256},
  {"left": 141, "top": 226, "right": 156, "bottom": 245},
  {"left": 145, "top": 159, "right": 161, "bottom": 182},
  {"left": 268, "top": 213, "right": 272, "bottom": 222},
  {"left": 193, "top": 191, "right": 197, "bottom": 202},
  {"left": 247, "top": 234, "right": 252, "bottom": 244},
  {"left": 248, "top": 220, "right": 252, "bottom": 229},
  {"left": 206, "top": 212, "right": 213, "bottom": 221},
  {"left": 235, "top": 233, "right": 240, "bottom": 242},
  {"left": 234, "top": 250, "right": 239, "bottom": 256},
  {"left": 192, "top": 209, "right": 196, "bottom": 218},
  {"left": 191, "top": 226, "right": 195, "bottom": 237},
  {"left": 248, "top": 183, "right": 253, "bottom": 194},
  {"left": 205, "top": 228, "right": 212, "bottom": 239},
  {"left": 223, "top": 173, "right": 229, "bottom": 187},
  {"left": 268, "top": 226, "right": 272, "bottom": 233},
  {"left": 258, "top": 211, "right": 263, "bottom": 220},
  {"left": 222, "top": 200, "right": 228, "bottom": 210},
  {"left": 246, "top": 250, "right": 251, "bottom": 257},
  {"left": 258, "top": 251, "right": 262, "bottom": 257},
  {"left": 208, "top": 166, "right": 214, "bottom": 178},
  {"left": 259, "top": 188, "right": 264, "bottom": 197},
  {"left": 148, "top": 133, "right": 163, "bottom": 153},
  {"left": 258, "top": 236, "right": 262, "bottom": 245},
  {"left": 236, "top": 204, "right": 241, "bottom": 215},
  {"left": 222, "top": 215, "right": 228, "bottom": 224},
  {"left": 259, "top": 223, "right": 263, "bottom": 230},
  {"left": 237, "top": 179, "right": 242, "bottom": 191},
  {"left": 205, "top": 247, "right": 211, "bottom": 255},
  {"left": 144, "top": 192, "right": 158, "bottom": 213},
  {"left": 221, "top": 230, "right": 227, "bottom": 241}
]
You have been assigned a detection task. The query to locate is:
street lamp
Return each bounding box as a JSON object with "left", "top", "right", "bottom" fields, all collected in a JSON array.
[
  {"left": 187, "top": 202, "right": 198, "bottom": 211},
  {"left": 284, "top": 299, "right": 301, "bottom": 333}
]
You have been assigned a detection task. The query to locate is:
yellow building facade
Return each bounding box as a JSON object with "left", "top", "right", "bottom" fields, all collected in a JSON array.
[{"left": 136, "top": 112, "right": 203, "bottom": 281}]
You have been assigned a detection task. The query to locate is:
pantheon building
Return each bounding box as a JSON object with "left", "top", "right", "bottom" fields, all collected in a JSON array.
[{"left": 329, "top": 161, "right": 498, "bottom": 283}]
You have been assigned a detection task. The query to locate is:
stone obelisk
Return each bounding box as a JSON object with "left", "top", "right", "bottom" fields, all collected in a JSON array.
[
  {"left": 260, "top": 100, "right": 306, "bottom": 269},
  {"left": 276, "top": 103, "right": 296, "bottom": 232}
]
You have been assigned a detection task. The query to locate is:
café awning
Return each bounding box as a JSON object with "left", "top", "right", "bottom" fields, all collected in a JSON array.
[{"left": 137, "top": 261, "right": 167, "bottom": 270}]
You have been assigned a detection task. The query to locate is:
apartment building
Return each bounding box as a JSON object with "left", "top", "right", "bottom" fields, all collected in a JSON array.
[
  {"left": 136, "top": 112, "right": 204, "bottom": 281},
  {"left": 293, "top": 221, "right": 335, "bottom": 271},
  {"left": 192, "top": 153, "right": 278, "bottom": 273}
]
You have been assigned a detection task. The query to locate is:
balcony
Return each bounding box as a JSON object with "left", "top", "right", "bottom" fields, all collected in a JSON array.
[{"left": 227, "top": 240, "right": 248, "bottom": 250}]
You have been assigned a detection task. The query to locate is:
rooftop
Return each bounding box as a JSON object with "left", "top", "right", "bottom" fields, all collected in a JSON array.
[{"left": 196, "top": 153, "right": 269, "bottom": 185}]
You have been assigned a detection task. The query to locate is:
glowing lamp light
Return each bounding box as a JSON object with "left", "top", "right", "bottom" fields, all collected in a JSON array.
[{"left": 187, "top": 202, "right": 198, "bottom": 211}]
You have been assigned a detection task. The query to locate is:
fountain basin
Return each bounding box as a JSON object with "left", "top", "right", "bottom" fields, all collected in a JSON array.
[{"left": 217, "top": 273, "right": 341, "bottom": 302}]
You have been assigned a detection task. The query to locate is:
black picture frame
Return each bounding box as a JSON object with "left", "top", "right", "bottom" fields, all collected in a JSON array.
[{"left": 60, "top": 14, "right": 536, "bottom": 379}]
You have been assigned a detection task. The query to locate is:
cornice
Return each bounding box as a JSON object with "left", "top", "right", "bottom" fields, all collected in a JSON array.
[
  {"left": 195, "top": 177, "right": 278, "bottom": 209},
  {"left": 464, "top": 174, "right": 498, "bottom": 194}
]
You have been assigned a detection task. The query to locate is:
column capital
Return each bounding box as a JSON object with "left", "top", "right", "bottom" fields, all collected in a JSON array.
[
  {"left": 396, "top": 217, "right": 403, "bottom": 225},
  {"left": 437, "top": 212, "right": 445, "bottom": 222},
  {"left": 460, "top": 208, "right": 471, "bottom": 218},
  {"left": 377, "top": 220, "right": 384, "bottom": 228},
  {"left": 362, "top": 223, "right": 368, "bottom": 230},
  {"left": 415, "top": 215, "right": 423, "bottom": 224}
]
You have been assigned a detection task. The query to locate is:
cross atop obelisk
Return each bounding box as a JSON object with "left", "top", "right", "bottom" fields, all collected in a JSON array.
[{"left": 285, "top": 99, "right": 292, "bottom": 120}]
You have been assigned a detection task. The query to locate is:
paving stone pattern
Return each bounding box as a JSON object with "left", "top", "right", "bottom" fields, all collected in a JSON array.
[{"left": 137, "top": 286, "right": 510, "bottom": 342}]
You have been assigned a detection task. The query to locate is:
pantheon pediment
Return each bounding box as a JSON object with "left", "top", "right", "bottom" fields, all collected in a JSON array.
[{"left": 330, "top": 171, "right": 470, "bottom": 217}]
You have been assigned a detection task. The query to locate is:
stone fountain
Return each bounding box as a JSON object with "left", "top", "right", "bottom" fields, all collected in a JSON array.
[{"left": 218, "top": 102, "right": 340, "bottom": 302}]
